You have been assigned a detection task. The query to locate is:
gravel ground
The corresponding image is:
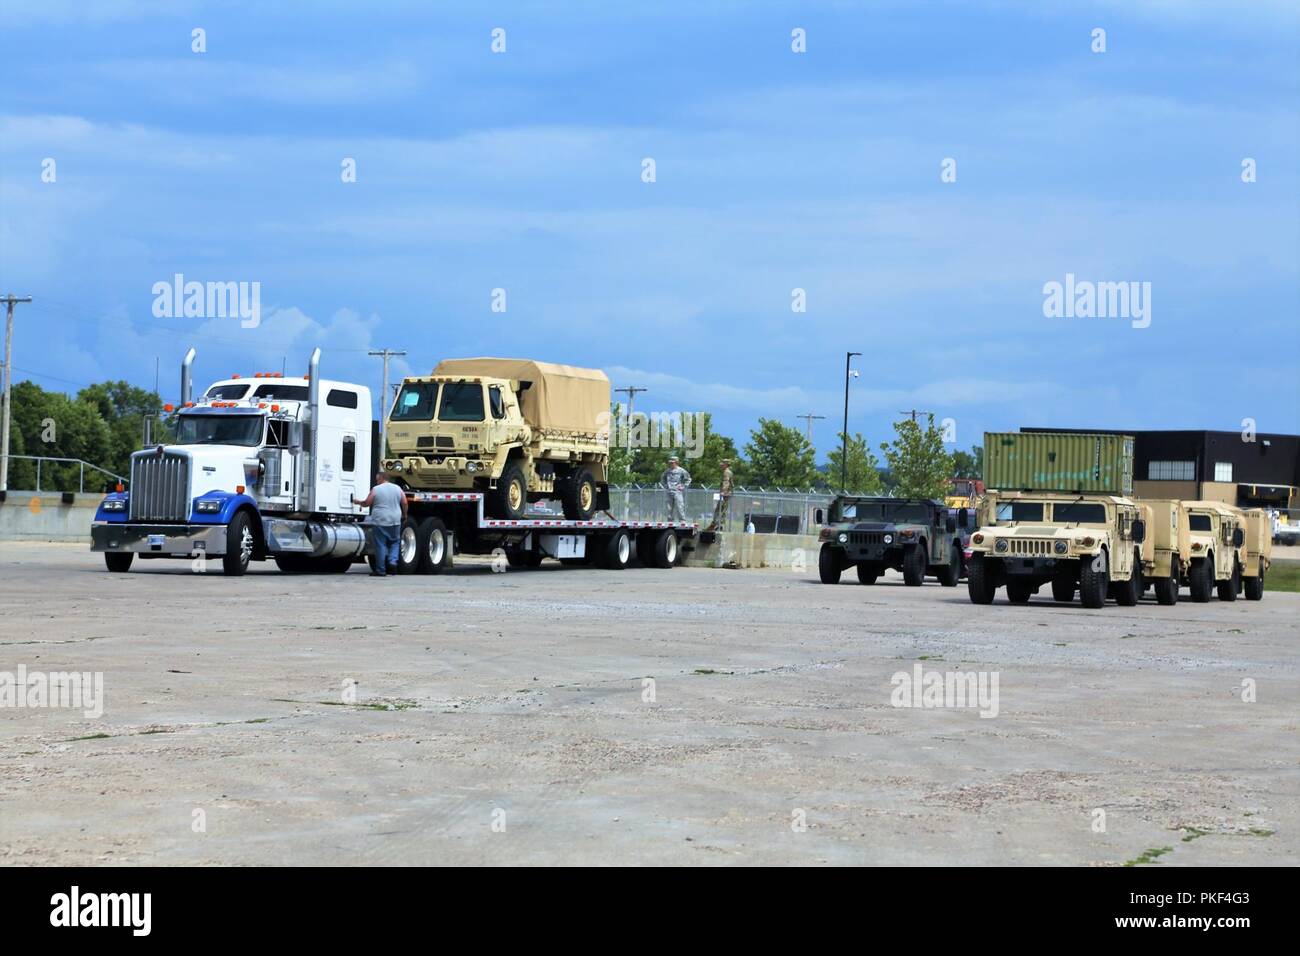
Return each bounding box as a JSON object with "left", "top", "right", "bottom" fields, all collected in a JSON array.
[{"left": 1, "top": 541, "right": 1296, "bottom": 866}]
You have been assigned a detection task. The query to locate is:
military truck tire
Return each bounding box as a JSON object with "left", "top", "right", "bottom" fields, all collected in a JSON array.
[
  {"left": 966, "top": 554, "right": 996, "bottom": 604},
  {"left": 1006, "top": 579, "right": 1033, "bottom": 604},
  {"left": 222, "top": 510, "right": 254, "bottom": 576},
  {"left": 1188, "top": 556, "right": 1212, "bottom": 602},
  {"left": 560, "top": 469, "right": 598, "bottom": 520},
  {"left": 902, "top": 542, "right": 926, "bottom": 586},
  {"left": 1115, "top": 550, "right": 1141, "bottom": 606},
  {"left": 1078, "top": 552, "right": 1108, "bottom": 609},
  {"left": 855, "top": 562, "right": 879, "bottom": 585},
  {"left": 396, "top": 518, "right": 421, "bottom": 574},
  {"left": 1051, "top": 577, "right": 1075, "bottom": 603},
  {"left": 652, "top": 530, "right": 679, "bottom": 569},
  {"left": 818, "top": 545, "right": 843, "bottom": 584},
  {"left": 939, "top": 544, "right": 961, "bottom": 587},
  {"left": 1155, "top": 557, "right": 1179, "bottom": 606},
  {"left": 1244, "top": 563, "right": 1264, "bottom": 601},
  {"left": 489, "top": 462, "right": 528, "bottom": 520},
  {"left": 417, "top": 517, "right": 450, "bottom": 573},
  {"left": 1217, "top": 563, "right": 1240, "bottom": 602},
  {"left": 104, "top": 552, "right": 134, "bottom": 573}
]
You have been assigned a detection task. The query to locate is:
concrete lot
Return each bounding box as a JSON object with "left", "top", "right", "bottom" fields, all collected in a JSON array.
[{"left": 1, "top": 540, "right": 1296, "bottom": 866}]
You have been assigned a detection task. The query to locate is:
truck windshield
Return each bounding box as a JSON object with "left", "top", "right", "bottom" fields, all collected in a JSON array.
[
  {"left": 1053, "top": 503, "right": 1107, "bottom": 524},
  {"left": 996, "top": 502, "right": 1045, "bottom": 522},
  {"left": 880, "top": 503, "right": 929, "bottom": 522},
  {"left": 252, "top": 383, "right": 309, "bottom": 401},
  {"left": 1188, "top": 514, "right": 1212, "bottom": 531},
  {"left": 205, "top": 384, "right": 250, "bottom": 400},
  {"left": 174, "top": 414, "right": 264, "bottom": 446},
  {"left": 439, "top": 383, "right": 484, "bottom": 421},
  {"left": 391, "top": 383, "right": 438, "bottom": 421}
]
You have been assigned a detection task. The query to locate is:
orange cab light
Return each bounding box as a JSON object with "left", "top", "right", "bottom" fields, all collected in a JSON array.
[
  {"left": 184, "top": 401, "right": 194, "bottom": 407},
  {"left": 231, "top": 374, "right": 240, "bottom": 379},
  {"left": 258, "top": 402, "right": 267, "bottom": 409},
  {"left": 271, "top": 404, "right": 280, "bottom": 412},
  {"left": 163, "top": 403, "right": 174, "bottom": 412},
  {"left": 236, "top": 485, "right": 245, "bottom": 494},
  {"left": 115, "top": 483, "right": 124, "bottom": 493}
]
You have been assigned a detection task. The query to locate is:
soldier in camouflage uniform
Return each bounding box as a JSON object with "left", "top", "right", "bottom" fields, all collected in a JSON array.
[
  {"left": 662, "top": 455, "right": 691, "bottom": 522},
  {"left": 709, "top": 459, "right": 734, "bottom": 531}
]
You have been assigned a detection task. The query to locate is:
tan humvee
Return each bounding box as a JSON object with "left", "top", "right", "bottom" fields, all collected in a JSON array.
[
  {"left": 1240, "top": 508, "right": 1272, "bottom": 601},
  {"left": 384, "top": 358, "right": 611, "bottom": 519},
  {"left": 967, "top": 490, "right": 1148, "bottom": 608},
  {"left": 1135, "top": 499, "right": 1191, "bottom": 606},
  {"left": 1182, "top": 500, "right": 1245, "bottom": 602}
]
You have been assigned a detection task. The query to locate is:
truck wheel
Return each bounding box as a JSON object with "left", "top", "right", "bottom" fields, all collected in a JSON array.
[
  {"left": 1051, "top": 577, "right": 1075, "bottom": 603},
  {"left": 856, "top": 562, "right": 878, "bottom": 585},
  {"left": 560, "top": 469, "right": 597, "bottom": 520},
  {"left": 222, "top": 511, "right": 254, "bottom": 576},
  {"left": 652, "top": 530, "right": 679, "bottom": 569},
  {"left": 1006, "top": 579, "right": 1033, "bottom": 604},
  {"left": 1154, "top": 557, "right": 1179, "bottom": 606},
  {"left": 1115, "top": 549, "right": 1141, "bottom": 606},
  {"left": 104, "top": 552, "right": 134, "bottom": 573},
  {"left": 1244, "top": 563, "right": 1264, "bottom": 600},
  {"left": 1078, "top": 552, "right": 1108, "bottom": 609},
  {"left": 902, "top": 542, "right": 926, "bottom": 586},
  {"left": 818, "top": 545, "right": 843, "bottom": 584},
  {"left": 1217, "top": 562, "right": 1239, "bottom": 602},
  {"left": 635, "top": 533, "right": 656, "bottom": 566},
  {"left": 939, "top": 544, "right": 961, "bottom": 587},
  {"left": 488, "top": 462, "right": 527, "bottom": 520},
  {"left": 602, "top": 529, "right": 631, "bottom": 570},
  {"left": 397, "top": 518, "right": 421, "bottom": 574},
  {"left": 417, "top": 517, "right": 450, "bottom": 574},
  {"left": 966, "top": 554, "right": 996, "bottom": 604},
  {"left": 1188, "top": 556, "right": 1212, "bottom": 602}
]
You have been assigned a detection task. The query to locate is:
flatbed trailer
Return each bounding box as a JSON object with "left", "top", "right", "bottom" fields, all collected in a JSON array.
[{"left": 389, "top": 491, "right": 697, "bottom": 573}]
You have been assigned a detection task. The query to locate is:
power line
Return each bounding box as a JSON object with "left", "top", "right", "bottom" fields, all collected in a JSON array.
[
  {"left": 796, "top": 412, "right": 825, "bottom": 443},
  {"left": 368, "top": 348, "right": 407, "bottom": 453},
  {"left": 613, "top": 385, "right": 648, "bottom": 454}
]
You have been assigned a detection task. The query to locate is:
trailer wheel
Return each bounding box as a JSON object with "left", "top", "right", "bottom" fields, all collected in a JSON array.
[
  {"left": 104, "top": 552, "right": 134, "bottom": 573},
  {"left": 939, "top": 544, "right": 961, "bottom": 587},
  {"left": 902, "top": 541, "right": 926, "bottom": 586},
  {"left": 635, "top": 532, "right": 656, "bottom": 566},
  {"left": 599, "top": 529, "right": 631, "bottom": 570},
  {"left": 417, "top": 517, "right": 450, "bottom": 574},
  {"left": 560, "top": 469, "right": 598, "bottom": 521},
  {"left": 966, "top": 554, "right": 996, "bottom": 604},
  {"left": 396, "top": 518, "right": 421, "bottom": 574},
  {"left": 222, "top": 510, "right": 254, "bottom": 576},
  {"left": 488, "top": 462, "right": 527, "bottom": 520},
  {"left": 818, "top": 545, "right": 843, "bottom": 584},
  {"left": 652, "top": 530, "right": 678, "bottom": 569}
]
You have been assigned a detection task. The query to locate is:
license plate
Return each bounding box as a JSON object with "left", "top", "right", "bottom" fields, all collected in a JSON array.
[{"left": 148, "top": 535, "right": 165, "bottom": 547}]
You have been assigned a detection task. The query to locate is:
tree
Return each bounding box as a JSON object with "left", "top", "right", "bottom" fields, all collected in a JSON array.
[
  {"left": 951, "top": 444, "right": 983, "bottom": 479},
  {"left": 825, "top": 432, "right": 883, "bottom": 494},
  {"left": 9, "top": 380, "right": 114, "bottom": 491},
  {"left": 880, "top": 414, "right": 953, "bottom": 499},
  {"left": 607, "top": 408, "right": 743, "bottom": 487},
  {"left": 743, "top": 418, "right": 818, "bottom": 488},
  {"left": 77, "top": 380, "right": 168, "bottom": 479}
]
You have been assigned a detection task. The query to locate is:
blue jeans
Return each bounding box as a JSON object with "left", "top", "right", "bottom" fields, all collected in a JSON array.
[{"left": 372, "top": 524, "right": 400, "bottom": 574}]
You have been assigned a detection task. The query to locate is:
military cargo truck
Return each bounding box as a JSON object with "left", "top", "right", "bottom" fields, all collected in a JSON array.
[
  {"left": 966, "top": 490, "right": 1147, "bottom": 608},
  {"left": 817, "top": 496, "right": 966, "bottom": 587},
  {"left": 1183, "top": 501, "right": 1245, "bottom": 602},
  {"left": 1136, "top": 499, "right": 1190, "bottom": 605},
  {"left": 385, "top": 358, "right": 611, "bottom": 520},
  {"left": 1241, "top": 508, "right": 1272, "bottom": 601}
]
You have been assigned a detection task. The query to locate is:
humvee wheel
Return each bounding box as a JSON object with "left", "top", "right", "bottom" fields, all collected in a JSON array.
[
  {"left": 1155, "top": 556, "right": 1180, "bottom": 606},
  {"left": 561, "top": 469, "right": 598, "bottom": 520},
  {"left": 855, "top": 561, "right": 878, "bottom": 585},
  {"left": 1188, "top": 555, "right": 1212, "bottom": 602},
  {"left": 1217, "top": 562, "right": 1240, "bottom": 602},
  {"left": 1115, "top": 549, "right": 1141, "bottom": 606},
  {"left": 902, "top": 541, "right": 926, "bottom": 586},
  {"left": 104, "top": 552, "right": 134, "bottom": 573},
  {"left": 818, "top": 545, "right": 843, "bottom": 584},
  {"left": 488, "top": 462, "right": 528, "bottom": 520},
  {"left": 966, "top": 554, "right": 996, "bottom": 604},
  {"left": 1006, "top": 580, "right": 1033, "bottom": 604},
  {"left": 1244, "top": 561, "right": 1264, "bottom": 601},
  {"left": 417, "top": 516, "right": 450, "bottom": 573},
  {"left": 939, "top": 544, "right": 961, "bottom": 587},
  {"left": 1078, "top": 551, "right": 1108, "bottom": 608},
  {"left": 1051, "top": 577, "right": 1075, "bottom": 603}
]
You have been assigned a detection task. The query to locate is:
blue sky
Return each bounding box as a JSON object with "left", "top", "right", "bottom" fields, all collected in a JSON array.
[{"left": 2, "top": 0, "right": 1297, "bottom": 459}]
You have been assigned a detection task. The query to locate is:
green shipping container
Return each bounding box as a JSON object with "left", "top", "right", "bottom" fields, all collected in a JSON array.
[{"left": 984, "top": 432, "right": 1134, "bottom": 495}]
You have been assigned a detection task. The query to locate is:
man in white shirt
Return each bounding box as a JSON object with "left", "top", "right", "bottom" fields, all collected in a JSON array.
[{"left": 352, "top": 472, "right": 409, "bottom": 576}]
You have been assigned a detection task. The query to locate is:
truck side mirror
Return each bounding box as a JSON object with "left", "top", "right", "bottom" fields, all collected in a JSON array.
[
  {"left": 946, "top": 514, "right": 956, "bottom": 533},
  {"left": 1132, "top": 519, "right": 1146, "bottom": 544},
  {"left": 1232, "top": 527, "right": 1244, "bottom": 548},
  {"left": 287, "top": 422, "right": 303, "bottom": 452}
]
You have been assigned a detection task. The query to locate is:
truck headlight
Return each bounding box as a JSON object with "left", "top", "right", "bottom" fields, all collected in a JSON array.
[
  {"left": 883, "top": 534, "right": 893, "bottom": 544},
  {"left": 995, "top": 538, "right": 1009, "bottom": 553},
  {"left": 971, "top": 532, "right": 983, "bottom": 544},
  {"left": 1054, "top": 540, "right": 1068, "bottom": 555},
  {"left": 837, "top": 532, "right": 848, "bottom": 544},
  {"left": 103, "top": 499, "right": 126, "bottom": 512},
  {"left": 196, "top": 499, "right": 221, "bottom": 514}
]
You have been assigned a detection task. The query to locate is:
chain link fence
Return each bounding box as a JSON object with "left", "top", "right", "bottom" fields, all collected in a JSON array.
[{"left": 607, "top": 484, "right": 861, "bottom": 534}]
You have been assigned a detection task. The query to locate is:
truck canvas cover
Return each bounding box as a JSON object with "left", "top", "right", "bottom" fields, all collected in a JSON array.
[{"left": 431, "top": 357, "right": 610, "bottom": 436}]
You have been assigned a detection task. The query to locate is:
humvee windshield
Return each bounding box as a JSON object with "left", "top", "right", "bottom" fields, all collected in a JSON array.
[
  {"left": 392, "top": 383, "right": 437, "bottom": 421},
  {"left": 1053, "top": 503, "right": 1107, "bottom": 524},
  {"left": 438, "top": 383, "right": 484, "bottom": 422},
  {"left": 996, "top": 502, "right": 1045, "bottom": 522},
  {"left": 1188, "top": 514, "right": 1213, "bottom": 532},
  {"left": 174, "top": 413, "right": 264, "bottom": 447},
  {"left": 840, "top": 502, "right": 930, "bottom": 522}
]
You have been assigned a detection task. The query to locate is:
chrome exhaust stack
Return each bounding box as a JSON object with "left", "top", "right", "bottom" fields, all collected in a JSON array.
[
  {"left": 180, "top": 347, "right": 196, "bottom": 406},
  {"left": 306, "top": 348, "right": 321, "bottom": 513}
]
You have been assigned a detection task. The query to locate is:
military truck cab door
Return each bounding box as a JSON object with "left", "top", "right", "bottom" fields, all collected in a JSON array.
[{"left": 486, "top": 384, "right": 510, "bottom": 450}]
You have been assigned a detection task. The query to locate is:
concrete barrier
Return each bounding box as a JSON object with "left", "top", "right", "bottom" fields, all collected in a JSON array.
[
  {"left": 682, "top": 530, "right": 820, "bottom": 571},
  {"left": 0, "top": 491, "right": 99, "bottom": 542}
]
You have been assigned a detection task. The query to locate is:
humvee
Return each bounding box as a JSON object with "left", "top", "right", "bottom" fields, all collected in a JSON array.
[
  {"left": 1183, "top": 501, "right": 1245, "bottom": 602},
  {"left": 817, "top": 496, "right": 966, "bottom": 587},
  {"left": 1136, "top": 499, "right": 1191, "bottom": 606},
  {"left": 385, "top": 358, "right": 611, "bottom": 520},
  {"left": 966, "top": 490, "right": 1147, "bottom": 608},
  {"left": 1241, "top": 508, "right": 1272, "bottom": 601}
]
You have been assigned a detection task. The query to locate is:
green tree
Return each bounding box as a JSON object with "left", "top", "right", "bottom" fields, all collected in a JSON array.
[
  {"left": 951, "top": 444, "right": 983, "bottom": 479},
  {"left": 77, "top": 380, "right": 167, "bottom": 479},
  {"left": 607, "top": 408, "right": 743, "bottom": 487},
  {"left": 9, "top": 380, "right": 114, "bottom": 491},
  {"left": 743, "top": 418, "right": 818, "bottom": 488},
  {"left": 825, "top": 432, "right": 883, "bottom": 494},
  {"left": 880, "top": 414, "right": 953, "bottom": 499}
]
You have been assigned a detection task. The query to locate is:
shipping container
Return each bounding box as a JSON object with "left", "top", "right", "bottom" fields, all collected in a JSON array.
[{"left": 984, "top": 431, "right": 1134, "bottom": 495}]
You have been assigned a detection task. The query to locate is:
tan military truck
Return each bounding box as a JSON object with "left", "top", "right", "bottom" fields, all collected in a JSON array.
[
  {"left": 1136, "top": 499, "right": 1191, "bottom": 606},
  {"left": 384, "top": 358, "right": 611, "bottom": 520},
  {"left": 1240, "top": 507, "right": 1272, "bottom": 601},
  {"left": 1183, "top": 501, "right": 1245, "bottom": 602},
  {"left": 967, "top": 490, "right": 1147, "bottom": 608}
]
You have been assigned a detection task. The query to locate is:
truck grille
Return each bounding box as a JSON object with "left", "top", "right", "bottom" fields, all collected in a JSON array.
[
  {"left": 129, "top": 451, "right": 190, "bottom": 522},
  {"left": 849, "top": 531, "right": 885, "bottom": 546},
  {"left": 1006, "top": 538, "right": 1054, "bottom": 557}
]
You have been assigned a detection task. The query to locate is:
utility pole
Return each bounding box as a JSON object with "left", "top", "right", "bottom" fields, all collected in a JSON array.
[
  {"left": 368, "top": 348, "right": 407, "bottom": 456},
  {"left": 796, "top": 413, "right": 825, "bottom": 443},
  {"left": 1, "top": 294, "right": 33, "bottom": 493},
  {"left": 613, "top": 385, "right": 647, "bottom": 454},
  {"left": 841, "top": 352, "right": 860, "bottom": 492},
  {"left": 898, "top": 408, "right": 935, "bottom": 423}
]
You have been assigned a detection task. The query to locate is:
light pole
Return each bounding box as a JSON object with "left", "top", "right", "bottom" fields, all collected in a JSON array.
[{"left": 841, "top": 351, "right": 860, "bottom": 492}]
